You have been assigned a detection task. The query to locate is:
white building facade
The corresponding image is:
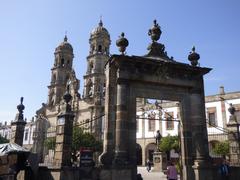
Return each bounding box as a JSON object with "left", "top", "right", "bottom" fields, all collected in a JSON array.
[{"left": 136, "top": 87, "right": 240, "bottom": 165}]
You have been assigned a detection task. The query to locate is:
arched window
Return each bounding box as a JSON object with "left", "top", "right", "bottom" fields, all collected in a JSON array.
[
  {"left": 91, "top": 45, "right": 95, "bottom": 54},
  {"left": 98, "top": 45, "right": 102, "bottom": 53},
  {"left": 61, "top": 58, "right": 65, "bottom": 66},
  {"left": 89, "top": 62, "right": 94, "bottom": 74},
  {"left": 52, "top": 74, "right": 56, "bottom": 83},
  {"left": 86, "top": 80, "right": 93, "bottom": 97}
]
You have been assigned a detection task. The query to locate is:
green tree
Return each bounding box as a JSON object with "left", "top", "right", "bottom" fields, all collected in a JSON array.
[
  {"left": 44, "top": 126, "right": 103, "bottom": 154},
  {"left": 72, "top": 126, "right": 102, "bottom": 153},
  {"left": 44, "top": 136, "right": 56, "bottom": 150},
  {"left": 212, "top": 141, "right": 229, "bottom": 158},
  {"left": 159, "top": 135, "right": 180, "bottom": 152},
  {"left": 159, "top": 135, "right": 180, "bottom": 160},
  {"left": 0, "top": 135, "right": 9, "bottom": 144}
]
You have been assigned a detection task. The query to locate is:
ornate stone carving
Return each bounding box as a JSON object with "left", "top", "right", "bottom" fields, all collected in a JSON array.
[
  {"left": 116, "top": 32, "right": 129, "bottom": 55},
  {"left": 146, "top": 20, "right": 169, "bottom": 58},
  {"left": 188, "top": 46, "right": 200, "bottom": 66}
]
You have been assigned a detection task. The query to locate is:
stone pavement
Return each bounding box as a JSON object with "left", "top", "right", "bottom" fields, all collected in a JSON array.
[
  {"left": 137, "top": 166, "right": 180, "bottom": 180},
  {"left": 137, "top": 166, "right": 167, "bottom": 180}
]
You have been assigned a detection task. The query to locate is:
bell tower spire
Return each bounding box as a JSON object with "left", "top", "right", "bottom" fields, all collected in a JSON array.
[
  {"left": 83, "top": 19, "right": 111, "bottom": 99},
  {"left": 48, "top": 36, "right": 80, "bottom": 107}
]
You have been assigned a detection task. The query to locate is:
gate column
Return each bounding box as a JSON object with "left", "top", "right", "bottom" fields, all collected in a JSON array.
[
  {"left": 180, "top": 96, "right": 195, "bottom": 180},
  {"left": 190, "top": 85, "right": 213, "bottom": 180},
  {"left": 114, "top": 81, "right": 130, "bottom": 166}
]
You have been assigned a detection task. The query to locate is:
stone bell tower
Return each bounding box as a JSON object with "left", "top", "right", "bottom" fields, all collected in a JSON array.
[
  {"left": 47, "top": 35, "right": 80, "bottom": 108},
  {"left": 83, "top": 19, "right": 111, "bottom": 100},
  {"left": 82, "top": 20, "right": 111, "bottom": 139}
]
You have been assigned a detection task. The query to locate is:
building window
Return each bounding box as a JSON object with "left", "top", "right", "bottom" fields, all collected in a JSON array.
[
  {"left": 89, "top": 62, "right": 94, "bottom": 74},
  {"left": 86, "top": 79, "right": 93, "bottom": 97},
  {"left": 165, "top": 112, "right": 174, "bottom": 130},
  {"left": 61, "top": 58, "right": 65, "bottom": 66},
  {"left": 136, "top": 116, "right": 139, "bottom": 132},
  {"left": 207, "top": 107, "right": 217, "bottom": 126},
  {"left": 98, "top": 45, "right": 102, "bottom": 52},
  {"left": 51, "top": 74, "right": 56, "bottom": 84},
  {"left": 148, "top": 112, "right": 155, "bottom": 131},
  {"left": 209, "top": 112, "right": 217, "bottom": 126},
  {"left": 24, "top": 129, "right": 29, "bottom": 141}
]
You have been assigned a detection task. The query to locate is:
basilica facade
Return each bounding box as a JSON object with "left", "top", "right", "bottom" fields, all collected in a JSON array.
[{"left": 35, "top": 20, "right": 110, "bottom": 142}]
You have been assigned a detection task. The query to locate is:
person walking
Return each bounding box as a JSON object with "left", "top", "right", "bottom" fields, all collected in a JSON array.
[
  {"left": 218, "top": 159, "right": 230, "bottom": 180},
  {"left": 166, "top": 161, "right": 178, "bottom": 180},
  {"left": 146, "top": 159, "right": 151, "bottom": 172}
]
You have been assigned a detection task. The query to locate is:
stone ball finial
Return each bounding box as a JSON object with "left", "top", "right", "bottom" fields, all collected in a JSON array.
[
  {"left": 116, "top": 32, "right": 129, "bottom": 55},
  {"left": 63, "top": 85, "right": 72, "bottom": 104},
  {"left": 17, "top": 97, "right": 25, "bottom": 113},
  {"left": 148, "top": 19, "right": 162, "bottom": 42},
  {"left": 188, "top": 46, "right": 200, "bottom": 66},
  {"left": 228, "top": 103, "right": 236, "bottom": 115}
]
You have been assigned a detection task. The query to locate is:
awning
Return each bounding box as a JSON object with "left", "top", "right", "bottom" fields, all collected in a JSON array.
[{"left": 0, "top": 143, "right": 29, "bottom": 156}]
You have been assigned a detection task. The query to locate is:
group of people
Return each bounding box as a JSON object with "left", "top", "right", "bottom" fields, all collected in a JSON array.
[{"left": 145, "top": 158, "right": 230, "bottom": 180}]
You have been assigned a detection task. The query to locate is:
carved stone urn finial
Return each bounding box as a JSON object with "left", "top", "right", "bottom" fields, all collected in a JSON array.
[
  {"left": 148, "top": 19, "right": 162, "bottom": 42},
  {"left": 188, "top": 46, "right": 200, "bottom": 66},
  {"left": 116, "top": 32, "right": 129, "bottom": 55},
  {"left": 16, "top": 97, "right": 25, "bottom": 121},
  {"left": 17, "top": 97, "right": 25, "bottom": 114}
]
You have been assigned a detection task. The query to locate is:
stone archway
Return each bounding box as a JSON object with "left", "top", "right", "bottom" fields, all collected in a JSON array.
[
  {"left": 99, "top": 21, "right": 213, "bottom": 180},
  {"left": 136, "top": 144, "right": 142, "bottom": 165},
  {"left": 145, "top": 143, "right": 157, "bottom": 165}
]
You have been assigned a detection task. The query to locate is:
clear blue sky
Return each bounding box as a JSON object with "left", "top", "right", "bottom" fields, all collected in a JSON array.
[{"left": 0, "top": 0, "right": 240, "bottom": 122}]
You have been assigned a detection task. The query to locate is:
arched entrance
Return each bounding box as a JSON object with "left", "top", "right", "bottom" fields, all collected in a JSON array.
[
  {"left": 136, "top": 144, "right": 142, "bottom": 165},
  {"left": 145, "top": 143, "right": 157, "bottom": 165},
  {"left": 100, "top": 21, "right": 213, "bottom": 180}
]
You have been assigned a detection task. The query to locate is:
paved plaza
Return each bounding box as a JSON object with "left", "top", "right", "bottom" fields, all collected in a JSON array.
[
  {"left": 137, "top": 166, "right": 167, "bottom": 180},
  {"left": 137, "top": 166, "right": 180, "bottom": 180}
]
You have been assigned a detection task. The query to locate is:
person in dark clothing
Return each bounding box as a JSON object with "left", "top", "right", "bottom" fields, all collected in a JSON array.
[
  {"left": 218, "top": 159, "right": 230, "bottom": 180},
  {"left": 146, "top": 159, "right": 151, "bottom": 172}
]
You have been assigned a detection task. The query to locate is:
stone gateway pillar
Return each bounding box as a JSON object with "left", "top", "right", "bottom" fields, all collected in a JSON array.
[
  {"left": 99, "top": 20, "right": 213, "bottom": 180},
  {"left": 190, "top": 86, "right": 213, "bottom": 180},
  {"left": 54, "top": 86, "right": 74, "bottom": 167},
  {"left": 10, "top": 97, "right": 27, "bottom": 146},
  {"left": 227, "top": 103, "right": 240, "bottom": 166},
  {"left": 114, "top": 82, "right": 129, "bottom": 166}
]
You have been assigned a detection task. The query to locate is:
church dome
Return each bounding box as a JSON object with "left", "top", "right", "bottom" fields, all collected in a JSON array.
[
  {"left": 90, "top": 20, "right": 110, "bottom": 38},
  {"left": 55, "top": 35, "right": 73, "bottom": 52}
]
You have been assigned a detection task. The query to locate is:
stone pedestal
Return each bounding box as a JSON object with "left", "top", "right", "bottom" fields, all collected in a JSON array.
[
  {"left": 54, "top": 88, "right": 74, "bottom": 167},
  {"left": 227, "top": 114, "right": 240, "bottom": 166},
  {"left": 10, "top": 120, "right": 26, "bottom": 146},
  {"left": 192, "top": 160, "right": 213, "bottom": 180},
  {"left": 10, "top": 97, "right": 26, "bottom": 146},
  {"left": 152, "top": 151, "right": 167, "bottom": 172}
]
